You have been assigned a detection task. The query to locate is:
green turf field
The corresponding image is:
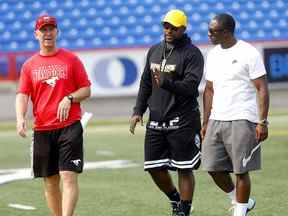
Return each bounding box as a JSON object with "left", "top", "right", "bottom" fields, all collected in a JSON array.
[{"left": 0, "top": 113, "right": 287, "bottom": 216}]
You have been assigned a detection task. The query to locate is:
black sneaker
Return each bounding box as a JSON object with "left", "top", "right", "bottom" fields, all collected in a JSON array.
[
  {"left": 177, "top": 200, "right": 193, "bottom": 216},
  {"left": 170, "top": 201, "right": 180, "bottom": 216}
]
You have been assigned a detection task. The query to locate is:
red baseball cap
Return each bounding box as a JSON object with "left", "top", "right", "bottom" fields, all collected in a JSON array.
[{"left": 35, "top": 14, "right": 57, "bottom": 31}]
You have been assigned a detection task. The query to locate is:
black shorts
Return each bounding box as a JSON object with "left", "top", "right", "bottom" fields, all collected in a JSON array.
[
  {"left": 32, "top": 121, "right": 83, "bottom": 178},
  {"left": 144, "top": 125, "right": 201, "bottom": 171}
]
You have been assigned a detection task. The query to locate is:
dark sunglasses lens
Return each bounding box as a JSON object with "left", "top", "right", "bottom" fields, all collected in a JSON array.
[
  {"left": 209, "top": 28, "right": 224, "bottom": 34},
  {"left": 164, "top": 25, "right": 178, "bottom": 31}
]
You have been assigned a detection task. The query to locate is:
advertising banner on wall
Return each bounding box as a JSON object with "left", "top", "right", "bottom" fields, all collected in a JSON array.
[{"left": 77, "top": 48, "right": 148, "bottom": 97}]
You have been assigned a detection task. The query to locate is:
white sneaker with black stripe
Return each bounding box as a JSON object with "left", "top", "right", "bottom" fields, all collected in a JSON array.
[{"left": 246, "top": 198, "right": 256, "bottom": 214}]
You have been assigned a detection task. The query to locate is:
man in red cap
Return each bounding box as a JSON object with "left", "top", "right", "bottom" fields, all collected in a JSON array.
[{"left": 16, "top": 14, "right": 91, "bottom": 216}]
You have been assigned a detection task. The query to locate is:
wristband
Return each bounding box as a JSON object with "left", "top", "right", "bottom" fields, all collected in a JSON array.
[{"left": 258, "top": 119, "right": 269, "bottom": 126}]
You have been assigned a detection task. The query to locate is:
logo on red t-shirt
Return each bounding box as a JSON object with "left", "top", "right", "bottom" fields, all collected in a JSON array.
[
  {"left": 42, "top": 76, "right": 59, "bottom": 87},
  {"left": 32, "top": 64, "right": 68, "bottom": 83}
]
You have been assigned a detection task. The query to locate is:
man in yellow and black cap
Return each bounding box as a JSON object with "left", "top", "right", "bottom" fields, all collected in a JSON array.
[{"left": 130, "top": 9, "right": 204, "bottom": 216}]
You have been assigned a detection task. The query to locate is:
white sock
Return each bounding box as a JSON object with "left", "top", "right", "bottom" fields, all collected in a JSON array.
[
  {"left": 234, "top": 202, "right": 248, "bottom": 216},
  {"left": 227, "top": 188, "right": 236, "bottom": 204}
]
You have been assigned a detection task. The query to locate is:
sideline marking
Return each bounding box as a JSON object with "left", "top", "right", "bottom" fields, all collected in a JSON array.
[
  {"left": 8, "top": 203, "right": 36, "bottom": 210},
  {"left": 0, "top": 160, "right": 138, "bottom": 185},
  {"left": 96, "top": 150, "right": 114, "bottom": 156}
]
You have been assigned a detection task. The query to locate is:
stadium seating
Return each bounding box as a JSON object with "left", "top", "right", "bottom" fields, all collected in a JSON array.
[{"left": 0, "top": 0, "right": 287, "bottom": 52}]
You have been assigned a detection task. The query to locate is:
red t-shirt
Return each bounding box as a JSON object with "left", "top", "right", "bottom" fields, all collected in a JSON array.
[{"left": 18, "top": 48, "right": 91, "bottom": 131}]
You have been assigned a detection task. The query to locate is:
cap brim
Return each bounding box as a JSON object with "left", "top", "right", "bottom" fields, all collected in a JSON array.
[
  {"left": 162, "top": 20, "right": 183, "bottom": 28},
  {"left": 36, "top": 23, "right": 57, "bottom": 31}
]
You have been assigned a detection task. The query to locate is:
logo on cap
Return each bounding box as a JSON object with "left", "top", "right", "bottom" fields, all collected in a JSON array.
[{"left": 35, "top": 14, "right": 57, "bottom": 31}]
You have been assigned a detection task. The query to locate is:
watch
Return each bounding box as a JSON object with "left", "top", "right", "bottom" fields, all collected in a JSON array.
[
  {"left": 67, "top": 95, "right": 73, "bottom": 103},
  {"left": 258, "top": 119, "right": 269, "bottom": 126}
]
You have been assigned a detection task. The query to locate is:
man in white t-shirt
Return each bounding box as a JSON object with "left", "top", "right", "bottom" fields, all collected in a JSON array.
[{"left": 201, "top": 13, "right": 270, "bottom": 216}]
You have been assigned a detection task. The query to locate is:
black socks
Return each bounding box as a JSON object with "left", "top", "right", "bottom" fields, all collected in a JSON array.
[
  {"left": 166, "top": 189, "right": 192, "bottom": 216},
  {"left": 166, "top": 188, "right": 180, "bottom": 202}
]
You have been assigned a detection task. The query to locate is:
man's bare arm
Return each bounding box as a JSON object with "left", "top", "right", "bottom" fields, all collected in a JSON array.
[{"left": 15, "top": 93, "right": 29, "bottom": 137}]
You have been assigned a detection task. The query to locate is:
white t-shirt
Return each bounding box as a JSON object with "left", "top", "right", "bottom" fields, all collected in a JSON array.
[{"left": 205, "top": 40, "right": 266, "bottom": 123}]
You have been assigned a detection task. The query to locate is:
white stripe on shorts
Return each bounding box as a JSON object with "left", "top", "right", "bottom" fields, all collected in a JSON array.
[
  {"left": 144, "top": 152, "right": 201, "bottom": 169},
  {"left": 144, "top": 159, "right": 170, "bottom": 169},
  {"left": 171, "top": 152, "right": 201, "bottom": 169},
  {"left": 171, "top": 152, "right": 201, "bottom": 165},
  {"left": 144, "top": 158, "right": 170, "bottom": 165}
]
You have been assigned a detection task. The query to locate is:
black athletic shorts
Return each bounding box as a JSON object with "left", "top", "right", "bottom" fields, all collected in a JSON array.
[
  {"left": 32, "top": 121, "right": 83, "bottom": 178},
  {"left": 144, "top": 121, "right": 201, "bottom": 171}
]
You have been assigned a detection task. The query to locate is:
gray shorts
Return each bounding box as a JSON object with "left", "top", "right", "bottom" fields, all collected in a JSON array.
[{"left": 202, "top": 120, "right": 261, "bottom": 174}]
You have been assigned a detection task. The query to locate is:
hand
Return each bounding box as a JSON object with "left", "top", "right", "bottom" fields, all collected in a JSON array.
[
  {"left": 151, "top": 68, "right": 161, "bottom": 87},
  {"left": 256, "top": 124, "right": 268, "bottom": 142},
  {"left": 57, "top": 96, "right": 72, "bottom": 122},
  {"left": 129, "top": 115, "right": 143, "bottom": 134},
  {"left": 17, "top": 118, "right": 27, "bottom": 138}
]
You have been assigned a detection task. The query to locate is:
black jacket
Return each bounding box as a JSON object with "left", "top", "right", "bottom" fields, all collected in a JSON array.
[{"left": 133, "top": 34, "right": 204, "bottom": 128}]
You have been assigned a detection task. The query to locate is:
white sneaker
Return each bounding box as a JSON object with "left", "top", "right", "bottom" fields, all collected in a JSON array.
[
  {"left": 247, "top": 198, "right": 256, "bottom": 213},
  {"left": 229, "top": 198, "right": 256, "bottom": 215}
]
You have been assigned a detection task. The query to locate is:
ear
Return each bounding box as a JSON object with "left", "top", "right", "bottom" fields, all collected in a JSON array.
[
  {"left": 180, "top": 26, "right": 186, "bottom": 34},
  {"left": 34, "top": 30, "right": 39, "bottom": 40}
]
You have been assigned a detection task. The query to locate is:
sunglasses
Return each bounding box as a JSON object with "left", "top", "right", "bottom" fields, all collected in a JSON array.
[
  {"left": 163, "top": 24, "right": 179, "bottom": 32},
  {"left": 208, "top": 28, "right": 225, "bottom": 34}
]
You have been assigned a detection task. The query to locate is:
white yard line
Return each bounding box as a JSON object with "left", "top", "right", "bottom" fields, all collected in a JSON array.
[
  {"left": 0, "top": 160, "right": 138, "bottom": 185},
  {"left": 8, "top": 203, "right": 36, "bottom": 210},
  {"left": 96, "top": 150, "right": 115, "bottom": 156}
]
